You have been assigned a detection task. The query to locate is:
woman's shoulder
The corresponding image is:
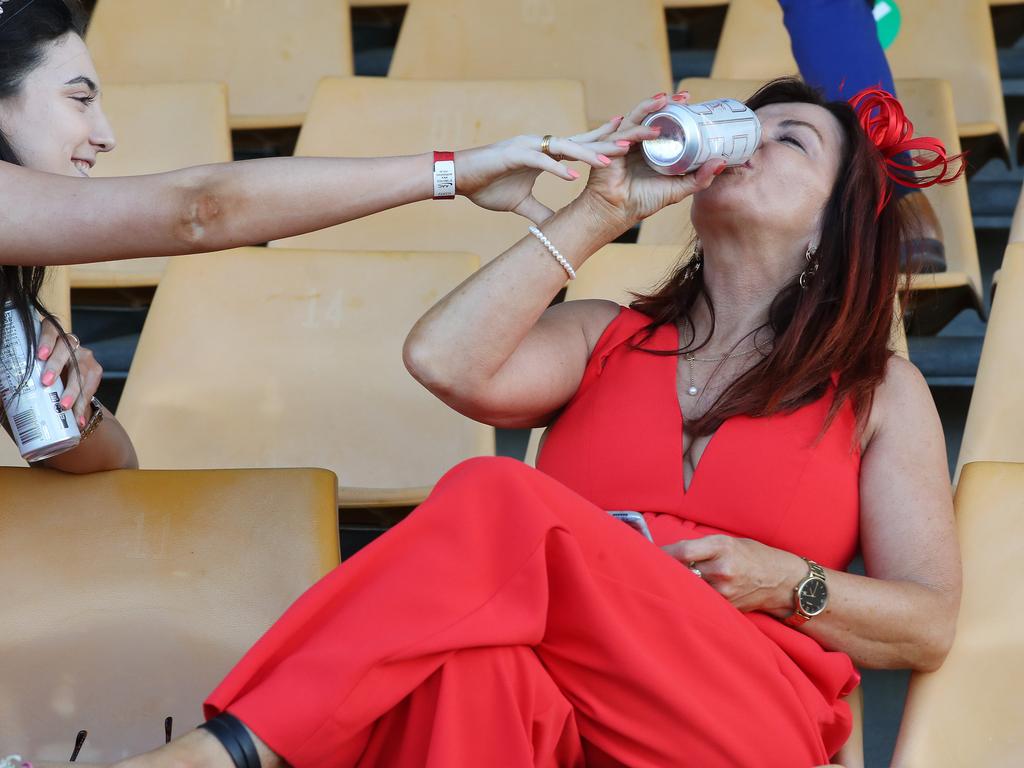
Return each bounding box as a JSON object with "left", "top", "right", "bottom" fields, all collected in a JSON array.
[
  {"left": 559, "top": 301, "right": 668, "bottom": 359},
  {"left": 864, "top": 355, "right": 935, "bottom": 449},
  {"left": 552, "top": 299, "right": 622, "bottom": 356}
]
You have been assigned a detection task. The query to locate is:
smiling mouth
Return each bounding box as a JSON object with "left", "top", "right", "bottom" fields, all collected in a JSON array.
[{"left": 72, "top": 159, "right": 92, "bottom": 176}]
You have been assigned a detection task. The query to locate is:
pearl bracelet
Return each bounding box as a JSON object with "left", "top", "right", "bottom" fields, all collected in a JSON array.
[
  {"left": 528, "top": 226, "right": 577, "bottom": 281},
  {"left": 2, "top": 756, "right": 32, "bottom": 768}
]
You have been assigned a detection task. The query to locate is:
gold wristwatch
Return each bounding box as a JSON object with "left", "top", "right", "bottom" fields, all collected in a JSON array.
[{"left": 784, "top": 558, "right": 828, "bottom": 627}]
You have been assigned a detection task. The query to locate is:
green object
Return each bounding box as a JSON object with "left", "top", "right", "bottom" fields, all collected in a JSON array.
[{"left": 874, "top": 0, "right": 902, "bottom": 50}]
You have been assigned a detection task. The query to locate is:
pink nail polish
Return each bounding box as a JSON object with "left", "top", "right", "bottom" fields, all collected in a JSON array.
[
  {"left": 672, "top": 93, "right": 686, "bottom": 102},
  {"left": 615, "top": 140, "right": 632, "bottom": 147},
  {"left": 61, "top": 396, "right": 73, "bottom": 409},
  {"left": 568, "top": 169, "right": 581, "bottom": 180},
  {"left": 612, "top": 115, "right": 624, "bottom": 122},
  {"left": 652, "top": 92, "right": 666, "bottom": 100},
  {"left": 41, "top": 371, "right": 55, "bottom": 386},
  {"left": 713, "top": 164, "right": 727, "bottom": 176},
  {"left": 598, "top": 154, "right": 612, "bottom": 164},
  {"left": 78, "top": 416, "right": 87, "bottom": 428},
  {"left": 38, "top": 346, "right": 51, "bottom": 360}
]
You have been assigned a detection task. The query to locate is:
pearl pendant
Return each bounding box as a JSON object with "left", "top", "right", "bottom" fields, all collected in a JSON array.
[{"left": 687, "top": 385, "right": 699, "bottom": 396}]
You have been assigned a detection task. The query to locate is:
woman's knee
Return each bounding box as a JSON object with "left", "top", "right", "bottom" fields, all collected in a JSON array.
[{"left": 435, "top": 455, "right": 540, "bottom": 494}]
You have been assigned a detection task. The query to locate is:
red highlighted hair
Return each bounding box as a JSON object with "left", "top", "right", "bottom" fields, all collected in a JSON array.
[{"left": 631, "top": 78, "right": 952, "bottom": 439}]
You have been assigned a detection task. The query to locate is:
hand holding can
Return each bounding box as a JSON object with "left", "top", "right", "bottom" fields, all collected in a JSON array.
[
  {"left": 1, "top": 306, "right": 81, "bottom": 461},
  {"left": 572, "top": 91, "right": 730, "bottom": 232}
]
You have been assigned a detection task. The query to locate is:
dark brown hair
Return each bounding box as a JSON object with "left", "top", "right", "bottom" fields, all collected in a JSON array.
[
  {"left": 1, "top": 0, "right": 86, "bottom": 376},
  {"left": 631, "top": 77, "right": 907, "bottom": 439}
]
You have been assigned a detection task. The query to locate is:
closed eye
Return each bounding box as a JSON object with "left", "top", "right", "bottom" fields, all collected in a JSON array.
[
  {"left": 72, "top": 94, "right": 97, "bottom": 106},
  {"left": 780, "top": 134, "right": 805, "bottom": 151}
]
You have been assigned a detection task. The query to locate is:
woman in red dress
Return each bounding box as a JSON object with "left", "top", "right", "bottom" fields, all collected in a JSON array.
[
  {"left": 19, "top": 81, "right": 962, "bottom": 767},
  {"left": 196, "top": 80, "right": 961, "bottom": 766}
]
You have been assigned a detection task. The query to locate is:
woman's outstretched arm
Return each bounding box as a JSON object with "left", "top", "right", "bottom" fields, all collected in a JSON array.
[{"left": 0, "top": 133, "right": 618, "bottom": 266}]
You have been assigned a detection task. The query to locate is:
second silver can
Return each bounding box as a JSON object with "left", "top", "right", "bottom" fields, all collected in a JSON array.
[
  {"left": 641, "top": 98, "right": 762, "bottom": 176},
  {"left": 1, "top": 305, "right": 81, "bottom": 462}
]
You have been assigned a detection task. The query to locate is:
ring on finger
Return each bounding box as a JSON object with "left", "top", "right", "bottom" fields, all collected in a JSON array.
[
  {"left": 540, "top": 134, "right": 562, "bottom": 161},
  {"left": 66, "top": 333, "right": 81, "bottom": 352},
  {"left": 687, "top": 561, "right": 703, "bottom": 579}
]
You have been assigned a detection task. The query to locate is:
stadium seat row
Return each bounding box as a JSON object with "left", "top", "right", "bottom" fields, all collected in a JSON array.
[
  {"left": 85, "top": 0, "right": 1008, "bottom": 165},
  {"left": 67, "top": 75, "right": 985, "bottom": 335}
]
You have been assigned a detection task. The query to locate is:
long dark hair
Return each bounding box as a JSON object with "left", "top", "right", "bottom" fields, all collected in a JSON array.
[
  {"left": 0, "top": 0, "right": 86, "bottom": 376},
  {"left": 631, "top": 77, "right": 907, "bottom": 440}
]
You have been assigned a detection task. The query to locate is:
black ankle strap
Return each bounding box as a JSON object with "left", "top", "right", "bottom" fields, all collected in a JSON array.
[{"left": 199, "top": 713, "right": 261, "bottom": 768}]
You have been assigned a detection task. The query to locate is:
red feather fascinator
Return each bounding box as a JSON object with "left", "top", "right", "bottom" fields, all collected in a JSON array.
[{"left": 848, "top": 87, "right": 966, "bottom": 212}]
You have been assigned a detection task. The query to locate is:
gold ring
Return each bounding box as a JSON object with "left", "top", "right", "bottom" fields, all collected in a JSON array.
[{"left": 540, "top": 134, "right": 562, "bottom": 160}]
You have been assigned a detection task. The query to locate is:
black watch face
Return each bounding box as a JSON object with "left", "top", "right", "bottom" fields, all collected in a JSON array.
[{"left": 798, "top": 579, "right": 828, "bottom": 615}]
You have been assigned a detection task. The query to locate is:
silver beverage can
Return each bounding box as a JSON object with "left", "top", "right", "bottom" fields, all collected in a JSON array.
[
  {"left": 1, "top": 304, "right": 81, "bottom": 461},
  {"left": 641, "top": 98, "right": 762, "bottom": 176}
]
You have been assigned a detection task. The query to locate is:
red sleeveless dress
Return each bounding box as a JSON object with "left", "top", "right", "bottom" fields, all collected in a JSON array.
[{"left": 204, "top": 307, "right": 861, "bottom": 767}]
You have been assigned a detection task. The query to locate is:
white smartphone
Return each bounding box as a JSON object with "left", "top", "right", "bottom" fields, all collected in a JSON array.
[{"left": 608, "top": 511, "right": 654, "bottom": 542}]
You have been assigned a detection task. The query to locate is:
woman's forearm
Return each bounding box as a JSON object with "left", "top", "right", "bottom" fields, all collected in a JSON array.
[
  {"left": 40, "top": 407, "right": 138, "bottom": 473},
  {"left": 0, "top": 154, "right": 438, "bottom": 266},
  {"left": 179, "top": 155, "right": 438, "bottom": 252},
  {"left": 403, "top": 193, "right": 621, "bottom": 393},
  {"left": 767, "top": 556, "right": 959, "bottom": 672}
]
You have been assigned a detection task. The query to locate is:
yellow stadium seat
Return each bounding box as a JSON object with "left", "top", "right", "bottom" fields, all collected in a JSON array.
[
  {"left": 1009, "top": 182, "right": 1024, "bottom": 244},
  {"left": 711, "top": 0, "right": 1008, "bottom": 164},
  {"left": 0, "top": 268, "right": 71, "bottom": 467},
  {"left": 115, "top": 246, "right": 495, "bottom": 505},
  {"left": 40, "top": 266, "right": 71, "bottom": 328},
  {"left": 638, "top": 78, "right": 983, "bottom": 335},
  {"left": 270, "top": 77, "right": 588, "bottom": 262},
  {"left": 663, "top": 0, "right": 729, "bottom": 6},
  {"left": 0, "top": 465, "right": 338, "bottom": 761},
  {"left": 892, "top": 461, "right": 1024, "bottom": 767},
  {"left": 70, "top": 82, "right": 233, "bottom": 289},
  {"left": 86, "top": 0, "right": 353, "bottom": 129},
  {"left": 993, "top": 182, "right": 1024, "bottom": 298},
  {"left": 389, "top": 0, "right": 673, "bottom": 129},
  {"left": 953, "top": 245, "right": 1024, "bottom": 484},
  {"left": 567, "top": 243, "right": 688, "bottom": 307}
]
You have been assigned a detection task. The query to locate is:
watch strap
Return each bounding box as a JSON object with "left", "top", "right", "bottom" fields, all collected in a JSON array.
[
  {"left": 783, "top": 557, "right": 827, "bottom": 627},
  {"left": 783, "top": 612, "right": 809, "bottom": 628},
  {"left": 805, "top": 559, "right": 826, "bottom": 581}
]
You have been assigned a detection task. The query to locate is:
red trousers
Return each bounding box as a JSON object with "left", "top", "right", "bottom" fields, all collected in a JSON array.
[{"left": 205, "top": 458, "right": 839, "bottom": 767}]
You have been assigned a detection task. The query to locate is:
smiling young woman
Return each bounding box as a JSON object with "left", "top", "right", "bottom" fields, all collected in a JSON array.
[{"left": 0, "top": 0, "right": 626, "bottom": 473}]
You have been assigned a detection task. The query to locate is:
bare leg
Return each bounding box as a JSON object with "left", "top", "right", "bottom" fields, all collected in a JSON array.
[{"left": 28, "top": 721, "right": 284, "bottom": 768}]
